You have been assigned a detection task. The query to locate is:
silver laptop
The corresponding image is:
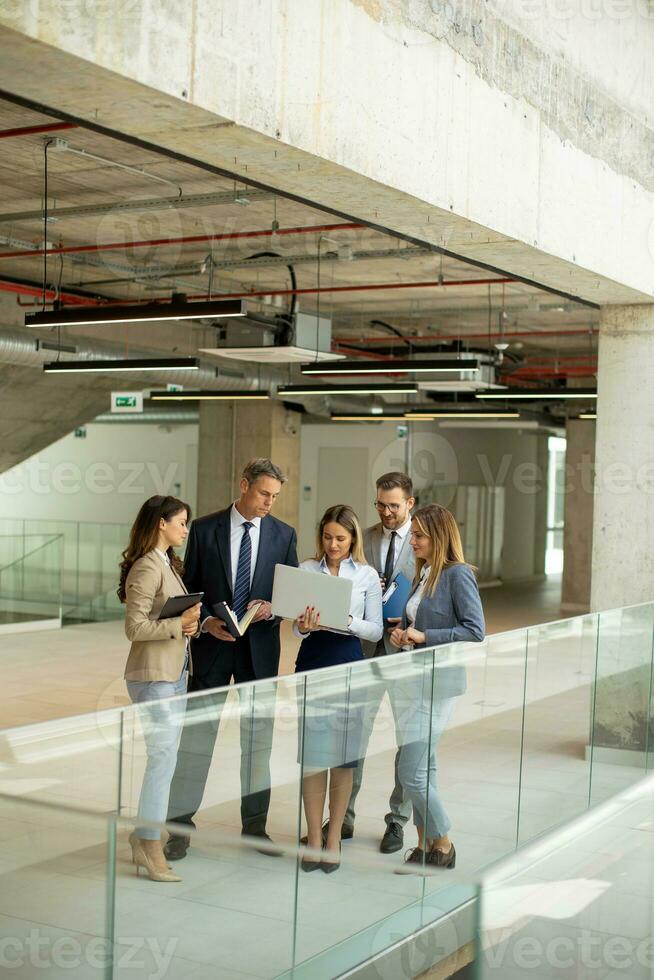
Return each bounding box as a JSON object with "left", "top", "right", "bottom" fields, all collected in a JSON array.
[{"left": 271, "top": 564, "right": 353, "bottom": 631}]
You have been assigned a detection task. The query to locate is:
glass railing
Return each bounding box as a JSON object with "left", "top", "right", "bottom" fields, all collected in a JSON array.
[
  {"left": 1, "top": 602, "right": 654, "bottom": 976},
  {"left": 0, "top": 533, "right": 63, "bottom": 629},
  {"left": 0, "top": 519, "right": 130, "bottom": 622},
  {"left": 475, "top": 773, "right": 654, "bottom": 980}
]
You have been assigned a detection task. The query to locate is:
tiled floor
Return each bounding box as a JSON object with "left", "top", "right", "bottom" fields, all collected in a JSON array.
[
  {"left": 1, "top": 573, "right": 644, "bottom": 978},
  {"left": 478, "top": 783, "right": 654, "bottom": 980}
]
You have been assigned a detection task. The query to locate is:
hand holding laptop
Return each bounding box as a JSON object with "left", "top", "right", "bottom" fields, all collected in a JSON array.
[{"left": 296, "top": 604, "right": 353, "bottom": 635}]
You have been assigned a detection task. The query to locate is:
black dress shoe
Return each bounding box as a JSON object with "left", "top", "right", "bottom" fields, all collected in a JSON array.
[
  {"left": 242, "top": 829, "right": 282, "bottom": 857},
  {"left": 427, "top": 842, "right": 456, "bottom": 869},
  {"left": 394, "top": 846, "right": 426, "bottom": 874},
  {"left": 164, "top": 833, "right": 190, "bottom": 862},
  {"left": 300, "top": 820, "right": 354, "bottom": 846},
  {"left": 380, "top": 821, "right": 404, "bottom": 854},
  {"left": 300, "top": 855, "right": 321, "bottom": 872}
]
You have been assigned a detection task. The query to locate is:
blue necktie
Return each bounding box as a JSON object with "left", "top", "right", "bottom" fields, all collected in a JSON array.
[{"left": 232, "top": 522, "right": 253, "bottom": 619}]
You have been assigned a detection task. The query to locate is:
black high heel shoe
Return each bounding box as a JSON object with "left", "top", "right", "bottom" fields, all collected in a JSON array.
[
  {"left": 301, "top": 854, "right": 321, "bottom": 872},
  {"left": 320, "top": 841, "right": 341, "bottom": 874},
  {"left": 300, "top": 839, "right": 322, "bottom": 872}
]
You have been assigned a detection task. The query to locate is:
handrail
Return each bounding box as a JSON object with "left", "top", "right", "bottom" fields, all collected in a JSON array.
[{"left": 0, "top": 533, "right": 63, "bottom": 574}]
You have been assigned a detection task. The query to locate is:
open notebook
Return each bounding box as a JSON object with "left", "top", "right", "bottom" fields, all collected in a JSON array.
[{"left": 212, "top": 601, "right": 262, "bottom": 638}]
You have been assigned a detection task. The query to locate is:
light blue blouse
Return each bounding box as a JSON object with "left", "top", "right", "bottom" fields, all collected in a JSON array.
[{"left": 294, "top": 556, "right": 383, "bottom": 643}]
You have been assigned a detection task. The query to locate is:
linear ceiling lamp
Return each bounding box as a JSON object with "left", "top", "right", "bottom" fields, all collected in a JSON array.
[
  {"left": 150, "top": 389, "right": 269, "bottom": 401},
  {"left": 43, "top": 357, "right": 199, "bottom": 374},
  {"left": 277, "top": 383, "right": 418, "bottom": 396},
  {"left": 302, "top": 358, "right": 479, "bottom": 376},
  {"left": 578, "top": 412, "right": 597, "bottom": 420},
  {"left": 331, "top": 413, "right": 428, "bottom": 422},
  {"left": 26, "top": 298, "right": 246, "bottom": 328},
  {"left": 406, "top": 410, "right": 521, "bottom": 419},
  {"left": 476, "top": 388, "right": 597, "bottom": 400}
]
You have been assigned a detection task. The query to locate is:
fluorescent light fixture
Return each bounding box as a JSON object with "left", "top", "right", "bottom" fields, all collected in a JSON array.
[
  {"left": 277, "top": 383, "right": 418, "bottom": 396},
  {"left": 26, "top": 298, "right": 246, "bottom": 328},
  {"left": 302, "top": 358, "right": 479, "bottom": 376},
  {"left": 406, "top": 410, "right": 521, "bottom": 419},
  {"left": 43, "top": 357, "right": 199, "bottom": 374},
  {"left": 578, "top": 412, "right": 597, "bottom": 420},
  {"left": 331, "top": 413, "right": 432, "bottom": 422},
  {"left": 331, "top": 413, "right": 412, "bottom": 422},
  {"left": 150, "top": 389, "right": 269, "bottom": 401},
  {"left": 477, "top": 388, "right": 597, "bottom": 400}
]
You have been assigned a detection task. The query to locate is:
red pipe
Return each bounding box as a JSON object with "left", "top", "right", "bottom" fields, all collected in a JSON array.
[
  {"left": 0, "top": 279, "right": 97, "bottom": 306},
  {"left": 0, "top": 222, "right": 364, "bottom": 260},
  {"left": 505, "top": 368, "right": 597, "bottom": 378},
  {"left": 0, "top": 121, "right": 77, "bottom": 140},
  {"left": 2, "top": 275, "right": 517, "bottom": 313}
]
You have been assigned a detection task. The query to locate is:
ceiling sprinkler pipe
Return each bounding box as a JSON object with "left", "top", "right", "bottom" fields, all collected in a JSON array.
[{"left": 0, "top": 223, "right": 364, "bottom": 260}]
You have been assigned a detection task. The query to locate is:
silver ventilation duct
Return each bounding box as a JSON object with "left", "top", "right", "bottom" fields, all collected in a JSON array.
[
  {"left": 0, "top": 328, "right": 376, "bottom": 416},
  {"left": 0, "top": 328, "right": 261, "bottom": 391}
]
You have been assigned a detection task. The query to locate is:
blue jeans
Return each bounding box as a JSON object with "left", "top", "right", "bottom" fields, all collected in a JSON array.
[
  {"left": 396, "top": 697, "right": 456, "bottom": 839},
  {"left": 127, "top": 672, "right": 188, "bottom": 840}
]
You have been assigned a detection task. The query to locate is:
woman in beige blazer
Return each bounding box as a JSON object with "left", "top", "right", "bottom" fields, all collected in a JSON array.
[{"left": 119, "top": 495, "right": 201, "bottom": 882}]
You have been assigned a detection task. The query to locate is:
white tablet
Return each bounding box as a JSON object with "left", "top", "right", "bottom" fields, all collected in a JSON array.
[{"left": 271, "top": 564, "right": 353, "bottom": 631}]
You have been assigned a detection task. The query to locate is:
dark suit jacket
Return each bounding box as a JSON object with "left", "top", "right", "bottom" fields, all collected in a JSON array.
[{"left": 184, "top": 506, "right": 298, "bottom": 682}]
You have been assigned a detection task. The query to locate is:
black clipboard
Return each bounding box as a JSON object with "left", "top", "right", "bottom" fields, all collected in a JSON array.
[{"left": 157, "top": 592, "right": 204, "bottom": 619}]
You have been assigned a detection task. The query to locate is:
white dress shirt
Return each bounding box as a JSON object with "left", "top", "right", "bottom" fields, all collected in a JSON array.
[
  {"left": 230, "top": 502, "right": 262, "bottom": 589},
  {"left": 293, "top": 555, "right": 383, "bottom": 643},
  {"left": 379, "top": 517, "right": 412, "bottom": 574},
  {"left": 405, "top": 564, "right": 430, "bottom": 625}
]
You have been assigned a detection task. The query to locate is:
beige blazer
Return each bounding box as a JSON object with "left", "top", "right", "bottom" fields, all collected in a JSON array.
[{"left": 124, "top": 550, "right": 195, "bottom": 683}]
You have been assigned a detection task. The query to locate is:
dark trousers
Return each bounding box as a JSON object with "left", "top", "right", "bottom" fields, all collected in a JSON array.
[{"left": 166, "top": 638, "right": 275, "bottom": 834}]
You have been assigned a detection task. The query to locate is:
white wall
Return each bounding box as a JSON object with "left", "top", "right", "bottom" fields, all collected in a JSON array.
[
  {"left": 0, "top": 422, "right": 198, "bottom": 524},
  {"left": 298, "top": 421, "right": 549, "bottom": 582}
]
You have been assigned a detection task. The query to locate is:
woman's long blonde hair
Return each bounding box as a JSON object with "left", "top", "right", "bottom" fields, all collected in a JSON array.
[
  {"left": 412, "top": 503, "right": 472, "bottom": 596},
  {"left": 315, "top": 504, "right": 366, "bottom": 564}
]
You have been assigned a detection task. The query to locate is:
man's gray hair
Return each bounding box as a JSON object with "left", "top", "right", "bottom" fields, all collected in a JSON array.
[{"left": 242, "top": 458, "right": 287, "bottom": 485}]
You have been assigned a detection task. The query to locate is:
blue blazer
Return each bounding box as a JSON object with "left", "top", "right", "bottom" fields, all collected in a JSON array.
[
  {"left": 184, "top": 507, "right": 298, "bottom": 681},
  {"left": 402, "top": 563, "right": 485, "bottom": 699}
]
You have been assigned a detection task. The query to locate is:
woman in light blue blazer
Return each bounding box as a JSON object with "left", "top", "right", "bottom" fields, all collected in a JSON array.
[{"left": 390, "top": 503, "right": 484, "bottom": 872}]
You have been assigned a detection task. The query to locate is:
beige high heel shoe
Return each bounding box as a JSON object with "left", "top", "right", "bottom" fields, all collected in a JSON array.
[{"left": 129, "top": 833, "right": 182, "bottom": 882}]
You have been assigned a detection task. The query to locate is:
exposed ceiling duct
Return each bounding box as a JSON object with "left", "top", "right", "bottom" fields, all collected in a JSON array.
[{"left": 0, "top": 328, "right": 262, "bottom": 391}]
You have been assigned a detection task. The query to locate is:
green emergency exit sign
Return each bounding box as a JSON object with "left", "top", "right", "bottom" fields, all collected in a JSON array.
[{"left": 111, "top": 391, "right": 143, "bottom": 414}]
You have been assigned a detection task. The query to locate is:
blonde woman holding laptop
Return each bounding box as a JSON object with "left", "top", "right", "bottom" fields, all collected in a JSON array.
[{"left": 294, "top": 504, "right": 383, "bottom": 873}]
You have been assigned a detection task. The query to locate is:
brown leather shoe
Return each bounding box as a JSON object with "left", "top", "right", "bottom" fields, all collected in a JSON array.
[{"left": 427, "top": 843, "right": 456, "bottom": 869}]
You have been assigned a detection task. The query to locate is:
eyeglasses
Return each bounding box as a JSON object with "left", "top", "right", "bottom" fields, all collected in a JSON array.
[{"left": 374, "top": 501, "right": 403, "bottom": 514}]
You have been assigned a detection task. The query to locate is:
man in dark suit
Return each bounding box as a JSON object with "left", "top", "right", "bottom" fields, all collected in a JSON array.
[{"left": 165, "top": 458, "right": 298, "bottom": 859}]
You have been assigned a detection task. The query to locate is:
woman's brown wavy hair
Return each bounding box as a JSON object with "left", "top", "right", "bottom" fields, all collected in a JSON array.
[{"left": 118, "top": 495, "right": 191, "bottom": 603}]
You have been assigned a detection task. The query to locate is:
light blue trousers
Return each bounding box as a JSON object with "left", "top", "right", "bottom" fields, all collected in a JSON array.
[
  {"left": 126, "top": 672, "right": 188, "bottom": 840},
  {"left": 396, "top": 697, "right": 456, "bottom": 839}
]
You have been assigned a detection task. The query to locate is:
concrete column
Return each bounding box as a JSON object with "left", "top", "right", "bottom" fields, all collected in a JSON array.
[
  {"left": 561, "top": 419, "right": 596, "bottom": 614},
  {"left": 197, "top": 400, "right": 300, "bottom": 529},
  {"left": 591, "top": 304, "right": 654, "bottom": 611}
]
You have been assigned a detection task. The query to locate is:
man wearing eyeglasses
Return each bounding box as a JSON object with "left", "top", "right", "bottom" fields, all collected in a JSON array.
[{"left": 317, "top": 471, "right": 417, "bottom": 853}]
